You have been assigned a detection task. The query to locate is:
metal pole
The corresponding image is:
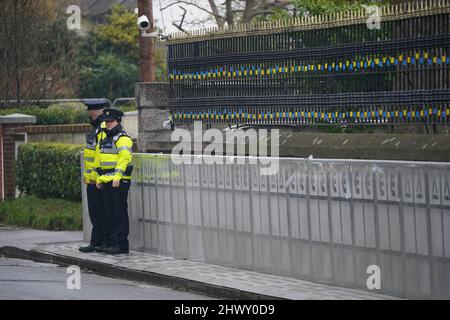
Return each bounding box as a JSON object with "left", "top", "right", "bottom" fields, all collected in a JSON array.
[{"left": 138, "top": 0, "right": 156, "bottom": 82}]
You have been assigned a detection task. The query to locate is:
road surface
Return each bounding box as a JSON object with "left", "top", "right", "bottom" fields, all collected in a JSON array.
[{"left": 0, "top": 257, "right": 215, "bottom": 300}]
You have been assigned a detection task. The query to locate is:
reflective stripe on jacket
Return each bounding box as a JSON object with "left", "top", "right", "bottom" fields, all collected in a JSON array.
[
  {"left": 96, "top": 130, "right": 133, "bottom": 183},
  {"left": 83, "top": 122, "right": 105, "bottom": 181}
]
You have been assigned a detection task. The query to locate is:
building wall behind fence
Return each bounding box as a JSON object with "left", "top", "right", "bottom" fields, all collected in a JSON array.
[
  {"left": 88, "top": 154, "right": 450, "bottom": 299},
  {"left": 167, "top": 0, "right": 450, "bottom": 127},
  {"left": 25, "top": 124, "right": 91, "bottom": 144}
]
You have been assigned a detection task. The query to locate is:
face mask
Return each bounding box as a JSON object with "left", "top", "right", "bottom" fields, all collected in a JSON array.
[
  {"left": 90, "top": 117, "right": 100, "bottom": 127},
  {"left": 89, "top": 113, "right": 104, "bottom": 127},
  {"left": 105, "top": 123, "right": 122, "bottom": 137}
]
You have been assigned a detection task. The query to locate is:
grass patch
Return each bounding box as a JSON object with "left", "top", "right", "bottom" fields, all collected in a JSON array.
[{"left": 0, "top": 195, "right": 82, "bottom": 231}]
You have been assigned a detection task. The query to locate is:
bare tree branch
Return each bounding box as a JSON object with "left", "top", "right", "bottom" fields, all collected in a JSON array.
[
  {"left": 160, "top": 0, "right": 224, "bottom": 20},
  {"left": 225, "top": 0, "right": 234, "bottom": 25},
  {"left": 207, "top": 0, "right": 226, "bottom": 27},
  {"left": 161, "top": 0, "right": 292, "bottom": 29},
  {"left": 243, "top": 0, "right": 291, "bottom": 23},
  {"left": 0, "top": 0, "right": 79, "bottom": 105}
]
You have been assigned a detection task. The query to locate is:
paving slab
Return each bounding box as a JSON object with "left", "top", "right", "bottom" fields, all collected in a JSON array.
[
  {"left": 0, "top": 243, "right": 398, "bottom": 300},
  {"left": 0, "top": 227, "right": 399, "bottom": 300}
]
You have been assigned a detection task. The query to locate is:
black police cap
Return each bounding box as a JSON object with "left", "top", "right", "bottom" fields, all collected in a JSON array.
[
  {"left": 102, "top": 108, "right": 124, "bottom": 121},
  {"left": 83, "top": 99, "right": 110, "bottom": 111}
]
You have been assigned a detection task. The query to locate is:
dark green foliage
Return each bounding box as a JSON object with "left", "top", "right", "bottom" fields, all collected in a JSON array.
[
  {"left": 0, "top": 105, "right": 89, "bottom": 125},
  {"left": 76, "top": 4, "right": 167, "bottom": 101},
  {"left": 16, "top": 143, "right": 83, "bottom": 201},
  {"left": 292, "top": 0, "right": 391, "bottom": 15},
  {"left": 78, "top": 52, "right": 138, "bottom": 101}
]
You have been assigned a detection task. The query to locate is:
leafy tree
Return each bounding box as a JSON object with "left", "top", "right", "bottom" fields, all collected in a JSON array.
[
  {"left": 95, "top": 5, "right": 140, "bottom": 61},
  {"left": 79, "top": 53, "right": 138, "bottom": 101},
  {"left": 291, "top": 0, "right": 391, "bottom": 16},
  {"left": 77, "top": 4, "right": 167, "bottom": 101}
]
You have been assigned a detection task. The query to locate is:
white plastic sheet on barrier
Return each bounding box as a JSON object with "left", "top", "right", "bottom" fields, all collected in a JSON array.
[{"left": 83, "top": 154, "right": 450, "bottom": 298}]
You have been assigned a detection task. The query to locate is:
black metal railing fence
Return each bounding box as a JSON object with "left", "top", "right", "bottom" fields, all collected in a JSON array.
[{"left": 167, "top": 0, "right": 450, "bottom": 126}]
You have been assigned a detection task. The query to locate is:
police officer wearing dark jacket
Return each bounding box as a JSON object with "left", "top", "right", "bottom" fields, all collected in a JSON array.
[
  {"left": 79, "top": 99, "right": 108, "bottom": 253},
  {"left": 95, "top": 108, "right": 133, "bottom": 254}
]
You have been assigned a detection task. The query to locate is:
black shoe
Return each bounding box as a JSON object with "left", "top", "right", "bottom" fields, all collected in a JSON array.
[
  {"left": 79, "top": 245, "right": 96, "bottom": 253},
  {"left": 93, "top": 245, "right": 108, "bottom": 253},
  {"left": 102, "top": 247, "right": 129, "bottom": 255}
]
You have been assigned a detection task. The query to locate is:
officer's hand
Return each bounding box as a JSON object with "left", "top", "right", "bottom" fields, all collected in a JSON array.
[
  {"left": 96, "top": 182, "right": 102, "bottom": 189},
  {"left": 83, "top": 177, "right": 88, "bottom": 185},
  {"left": 112, "top": 179, "right": 120, "bottom": 188}
]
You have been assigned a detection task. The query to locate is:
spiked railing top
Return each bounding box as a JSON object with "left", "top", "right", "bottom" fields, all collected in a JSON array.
[{"left": 167, "top": 0, "right": 450, "bottom": 44}]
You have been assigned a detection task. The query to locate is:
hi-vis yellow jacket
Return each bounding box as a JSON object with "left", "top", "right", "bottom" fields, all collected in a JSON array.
[
  {"left": 95, "top": 129, "right": 133, "bottom": 184},
  {"left": 83, "top": 122, "right": 106, "bottom": 182}
]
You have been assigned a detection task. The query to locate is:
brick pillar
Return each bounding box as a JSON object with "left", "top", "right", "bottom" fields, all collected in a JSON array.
[
  {"left": 2, "top": 125, "right": 16, "bottom": 199},
  {"left": 0, "top": 114, "right": 36, "bottom": 200},
  {"left": 0, "top": 124, "right": 3, "bottom": 200}
]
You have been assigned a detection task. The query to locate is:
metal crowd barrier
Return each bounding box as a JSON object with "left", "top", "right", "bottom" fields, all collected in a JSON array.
[{"left": 109, "top": 154, "right": 450, "bottom": 299}]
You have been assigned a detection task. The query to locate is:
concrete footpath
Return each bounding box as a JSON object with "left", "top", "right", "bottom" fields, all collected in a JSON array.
[{"left": 0, "top": 226, "right": 398, "bottom": 300}]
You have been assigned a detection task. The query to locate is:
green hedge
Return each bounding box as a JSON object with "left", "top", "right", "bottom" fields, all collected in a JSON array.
[
  {"left": 16, "top": 143, "right": 83, "bottom": 201},
  {"left": 0, "top": 104, "right": 89, "bottom": 125},
  {"left": 0, "top": 102, "right": 136, "bottom": 125}
]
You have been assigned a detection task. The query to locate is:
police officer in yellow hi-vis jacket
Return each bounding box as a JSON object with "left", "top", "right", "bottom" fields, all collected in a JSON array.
[
  {"left": 95, "top": 108, "right": 133, "bottom": 254},
  {"left": 79, "top": 99, "right": 108, "bottom": 253}
]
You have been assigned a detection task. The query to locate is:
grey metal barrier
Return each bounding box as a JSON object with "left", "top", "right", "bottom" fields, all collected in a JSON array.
[{"left": 88, "top": 154, "right": 450, "bottom": 299}]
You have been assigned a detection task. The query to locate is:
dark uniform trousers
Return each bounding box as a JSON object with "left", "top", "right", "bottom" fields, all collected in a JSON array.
[
  {"left": 102, "top": 179, "right": 131, "bottom": 250},
  {"left": 86, "top": 183, "right": 105, "bottom": 246}
]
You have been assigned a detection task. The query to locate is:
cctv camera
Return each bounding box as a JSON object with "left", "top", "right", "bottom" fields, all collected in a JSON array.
[{"left": 137, "top": 15, "right": 150, "bottom": 31}]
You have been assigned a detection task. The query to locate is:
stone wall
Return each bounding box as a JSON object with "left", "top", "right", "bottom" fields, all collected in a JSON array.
[
  {"left": 122, "top": 111, "right": 138, "bottom": 140},
  {"left": 25, "top": 124, "right": 91, "bottom": 145},
  {"left": 135, "top": 82, "right": 172, "bottom": 153}
]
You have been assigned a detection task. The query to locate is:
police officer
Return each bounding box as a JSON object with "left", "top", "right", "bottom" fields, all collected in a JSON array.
[
  {"left": 79, "top": 99, "right": 108, "bottom": 253},
  {"left": 96, "top": 108, "right": 133, "bottom": 254}
]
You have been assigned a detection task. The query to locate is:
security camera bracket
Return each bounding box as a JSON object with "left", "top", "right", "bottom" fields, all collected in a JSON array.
[
  {"left": 140, "top": 31, "right": 171, "bottom": 41},
  {"left": 140, "top": 30, "right": 159, "bottom": 38}
]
